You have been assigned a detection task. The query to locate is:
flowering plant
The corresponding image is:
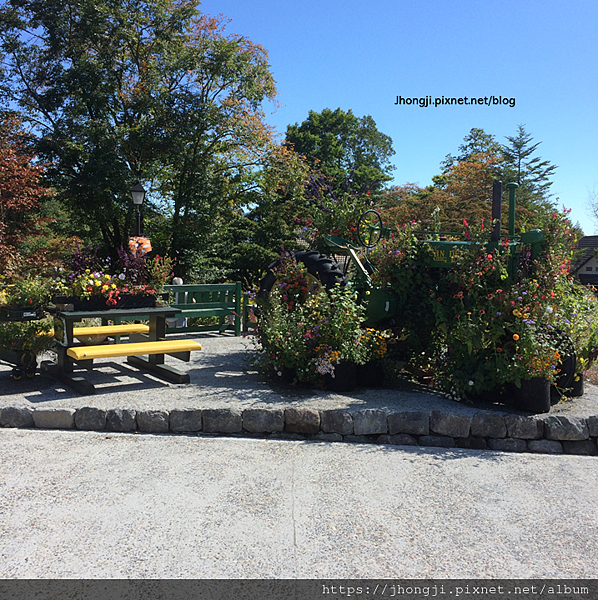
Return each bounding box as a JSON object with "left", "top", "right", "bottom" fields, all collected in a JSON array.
[
  {"left": 370, "top": 209, "right": 598, "bottom": 397},
  {"left": 59, "top": 269, "right": 159, "bottom": 306},
  {"left": 147, "top": 255, "right": 176, "bottom": 293},
  {"left": 0, "top": 275, "right": 52, "bottom": 308},
  {"left": 55, "top": 244, "right": 175, "bottom": 306},
  {"left": 69, "top": 270, "right": 118, "bottom": 301},
  {"left": 304, "top": 174, "right": 377, "bottom": 250},
  {"left": 255, "top": 256, "right": 389, "bottom": 385},
  {"left": 0, "top": 316, "right": 54, "bottom": 354}
]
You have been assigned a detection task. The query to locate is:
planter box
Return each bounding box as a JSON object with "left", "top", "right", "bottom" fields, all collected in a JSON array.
[
  {"left": 356, "top": 360, "right": 385, "bottom": 388},
  {"left": 114, "top": 294, "right": 157, "bottom": 309},
  {"left": 514, "top": 377, "right": 551, "bottom": 414},
  {"left": 0, "top": 305, "right": 44, "bottom": 322},
  {"left": 53, "top": 294, "right": 157, "bottom": 311},
  {"left": 322, "top": 361, "right": 357, "bottom": 393},
  {"left": 0, "top": 347, "right": 38, "bottom": 378}
]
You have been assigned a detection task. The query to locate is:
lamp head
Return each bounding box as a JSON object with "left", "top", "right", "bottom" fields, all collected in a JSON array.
[{"left": 131, "top": 182, "right": 145, "bottom": 205}]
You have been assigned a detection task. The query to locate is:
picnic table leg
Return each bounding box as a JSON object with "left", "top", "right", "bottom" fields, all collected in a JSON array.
[
  {"left": 127, "top": 313, "right": 190, "bottom": 383},
  {"left": 42, "top": 346, "right": 96, "bottom": 395},
  {"left": 149, "top": 314, "right": 165, "bottom": 365}
]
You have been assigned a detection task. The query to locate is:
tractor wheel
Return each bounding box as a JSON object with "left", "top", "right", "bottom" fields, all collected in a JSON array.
[{"left": 257, "top": 250, "right": 349, "bottom": 299}]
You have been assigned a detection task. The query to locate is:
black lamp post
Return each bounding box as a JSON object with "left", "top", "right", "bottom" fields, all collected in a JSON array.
[{"left": 131, "top": 182, "right": 146, "bottom": 236}]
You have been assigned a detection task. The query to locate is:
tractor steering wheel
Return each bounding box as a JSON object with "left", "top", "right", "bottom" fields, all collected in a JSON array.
[{"left": 357, "top": 210, "right": 383, "bottom": 248}]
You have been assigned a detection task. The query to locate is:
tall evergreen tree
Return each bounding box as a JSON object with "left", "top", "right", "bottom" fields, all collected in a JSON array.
[
  {"left": 439, "top": 128, "right": 502, "bottom": 173},
  {"left": 500, "top": 124, "right": 557, "bottom": 212}
]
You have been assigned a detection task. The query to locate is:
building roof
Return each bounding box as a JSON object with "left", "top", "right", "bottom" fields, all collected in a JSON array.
[{"left": 572, "top": 236, "right": 598, "bottom": 274}]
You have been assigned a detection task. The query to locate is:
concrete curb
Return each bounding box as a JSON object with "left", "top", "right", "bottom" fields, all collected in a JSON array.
[{"left": 2, "top": 404, "right": 597, "bottom": 455}]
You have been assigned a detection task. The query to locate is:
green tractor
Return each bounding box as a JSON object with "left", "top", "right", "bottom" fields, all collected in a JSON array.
[
  {"left": 258, "top": 181, "right": 578, "bottom": 404},
  {"left": 260, "top": 182, "right": 542, "bottom": 323},
  {"left": 321, "top": 182, "right": 545, "bottom": 328}
]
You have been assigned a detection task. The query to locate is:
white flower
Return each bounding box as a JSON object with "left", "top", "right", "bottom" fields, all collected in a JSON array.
[
  {"left": 468, "top": 380, "right": 474, "bottom": 386},
  {"left": 118, "top": 273, "right": 126, "bottom": 280},
  {"left": 277, "top": 371, "right": 282, "bottom": 376}
]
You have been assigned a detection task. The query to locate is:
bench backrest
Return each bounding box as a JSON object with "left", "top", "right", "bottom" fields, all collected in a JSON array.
[{"left": 163, "top": 282, "right": 241, "bottom": 309}]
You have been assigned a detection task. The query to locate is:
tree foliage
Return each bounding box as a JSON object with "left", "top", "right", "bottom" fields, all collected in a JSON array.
[
  {"left": 501, "top": 124, "right": 557, "bottom": 214},
  {"left": 439, "top": 127, "right": 502, "bottom": 173},
  {"left": 382, "top": 126, "right": 560, "bottom": 235},
  {"left": 0, "top": 113, "right": 73, "bottom": 275},
  {"left": 0, "top": 0, "right": 301, "bottom": 280},
  {"left": 285, "top": 107, "right": 395, "bottom": 200}
]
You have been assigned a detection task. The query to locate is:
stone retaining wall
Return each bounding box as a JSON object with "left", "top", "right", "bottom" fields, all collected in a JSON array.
[{"left": 1, "top": 405, "right": 597, "bottom": 455}]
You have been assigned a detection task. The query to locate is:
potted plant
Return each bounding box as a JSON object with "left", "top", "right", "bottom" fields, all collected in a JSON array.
[
  {"left": 254, "top": 255, "right": 390, "bottom": 390},
  {"left": 0, "top": 316, "right": 54, "bottom": 377},
  {"left": 53, "top": 246, "right": 174, "bottom": 310}
]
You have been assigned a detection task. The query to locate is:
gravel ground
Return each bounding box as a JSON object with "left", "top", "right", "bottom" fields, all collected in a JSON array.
[
  {"left": 2, "top": 332, "right": 598, "bottom": 419},
  {"left": 1, "top": 428, "right": 597, "bottom": 579}
]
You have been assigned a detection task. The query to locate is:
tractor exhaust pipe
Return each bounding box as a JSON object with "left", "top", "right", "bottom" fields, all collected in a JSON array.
[
  {"left": 491, "top": 180, "right": 502, "bottom": 242},
  {"left": 507, "top": 182, "right": 519, "bottom": 237}
]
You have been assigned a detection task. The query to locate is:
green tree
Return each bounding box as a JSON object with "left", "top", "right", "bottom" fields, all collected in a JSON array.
[
  {"left": 382, "top": 154, "right": 504, "bottom": 232},
  {"left": 206, "top": 143, "right": 310, "bottom": 287},
  {"left": 439, "top": 127, "right": 502, "bottom": 172},
  {"left": 382, "top": 125, "right": 561, "bottom": 234},
  {"left": 500, "top": 124, "right": 557, "bottom": 214},
  {"left": 0, "top": 0, "right": 294, "bottom": 280},
  {"left": 285, "top": 107, "right": 395, "bottom": 198}
]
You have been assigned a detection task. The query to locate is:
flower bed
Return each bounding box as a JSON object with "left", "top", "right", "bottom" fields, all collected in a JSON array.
[
  {"left": 0, "top": 317, "right": 54, "bottom": 356},
  {"left": 369, "top": 210, "right": 598, "bottom": 400},
  {"left": 52, "top": 246, "right": 175, "bottom": 310}
]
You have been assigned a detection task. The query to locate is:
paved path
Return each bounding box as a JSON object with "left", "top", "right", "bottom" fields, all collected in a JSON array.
[{"left": 1, "top": 428, "right": 597, "bottom": 578}]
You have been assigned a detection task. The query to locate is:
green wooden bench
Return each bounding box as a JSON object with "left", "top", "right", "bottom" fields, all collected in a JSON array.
[{"left": 163, "top": 282, "right": 242, "bottom": 336}]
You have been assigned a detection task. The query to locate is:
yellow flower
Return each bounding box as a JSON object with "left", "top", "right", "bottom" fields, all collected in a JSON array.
[{"left": 513, "top": 309, "right": 522, "bottom": 317}]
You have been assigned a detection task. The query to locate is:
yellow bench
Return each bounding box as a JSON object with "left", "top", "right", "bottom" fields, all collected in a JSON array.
[
  {"left": 50, "top": 324, "right": 151, "bottom": 339},
  {"left": 71, "top": 324, "right": 150, "bottom": 337},
  {"left": 67, "top": 339, "right": 202, "bottom": 361}
]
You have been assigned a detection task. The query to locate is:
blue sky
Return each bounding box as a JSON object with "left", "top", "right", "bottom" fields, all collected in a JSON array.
[{"left": 198, "top": 0, "right": 598, "bottom": 234}]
